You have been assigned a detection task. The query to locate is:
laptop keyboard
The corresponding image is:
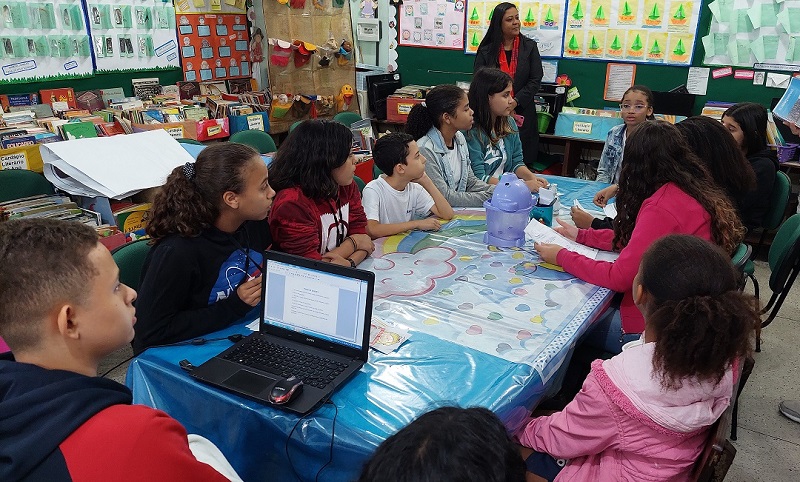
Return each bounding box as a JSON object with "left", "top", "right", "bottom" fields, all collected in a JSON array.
[{"left": 223, "top": 337, "right": 349, "bottom": 389}]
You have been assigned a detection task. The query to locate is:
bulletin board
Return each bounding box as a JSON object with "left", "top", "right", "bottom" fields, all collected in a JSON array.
[
  {"left": 88, "top": 1, "right": 181, "bottom": 73},
  {"left": 399, "top": 0, "right": 466, "bottom": 50},
  {"left": 174, "top": 0, "right": 247, "bottom": 15},
  {"left": 464, "top": 0, "right": 567, "bottom": 57},
  {"left": 562, "top": 0, "right": 701, "bottom": 65},
  {"left": 177, "top": 13, "right": 251, "bottom": 82},
  {"left": 0, "top": 0, "right": 94, "bottom": 84},
  {"left": 702, "top": 0, "right": 800, "bottom": 67}
]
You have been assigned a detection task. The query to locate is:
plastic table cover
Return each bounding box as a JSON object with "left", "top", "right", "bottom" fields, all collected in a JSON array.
[{"left": 127, "top": 175, "right": 613, "bottom": 482}]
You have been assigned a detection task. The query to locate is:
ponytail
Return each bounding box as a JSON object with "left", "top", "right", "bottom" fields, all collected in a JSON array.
[
  {"left": 146, "top": 143, "right": 260, "bottom": 240},
  {"left": 405, "top": 84, "right": 466, "bottom": 141},
  {"left": 650, "top": 291, "right": 756, "bottom": 389}
]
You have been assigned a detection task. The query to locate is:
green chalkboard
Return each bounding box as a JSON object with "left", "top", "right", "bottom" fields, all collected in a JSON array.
[
  {"left": 0, "top": 70, "right": 183, "bottom": 98},
  {"left": 396, "top": 3, "right": 785, "bottom": 115}
]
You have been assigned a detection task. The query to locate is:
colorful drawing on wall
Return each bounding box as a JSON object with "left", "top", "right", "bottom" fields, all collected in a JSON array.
[
  {"left": 178, "top": 13, "right": 250, "bottom": 81},
  {"left": 400, "top": 0, "right": 465, "bottom": 49},
  {"left": 465, "top": 1, "right": 564, "bottom": 56}
]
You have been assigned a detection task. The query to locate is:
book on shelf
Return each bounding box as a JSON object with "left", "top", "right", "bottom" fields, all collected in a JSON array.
[
  {"left": 75, "top": 90, "right": 106, "bottom": 112},
  {"left": 60, "top": 122, "right": 99, "bottom": 140},
  {"left": 101, "top": 88, "right": 126, "bottom": 106},
  {"left": 1, "top": 135, "right": 36, "bottom": 149},
  {"left": 40, "top": 88, "right": 76, "bottom": 109},
  {"left": 0, "top": 93, "right": 40, "bottom": 112}
]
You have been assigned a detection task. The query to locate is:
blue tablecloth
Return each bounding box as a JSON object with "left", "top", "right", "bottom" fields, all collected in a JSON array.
[
  {"left": 180, "top": 143, "right": 273, "bottom": 165},
  {"left": 127, "top": 176, "right": 613, "bottom": 482}
]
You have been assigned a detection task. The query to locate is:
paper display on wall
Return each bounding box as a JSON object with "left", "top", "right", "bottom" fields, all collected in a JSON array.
[
  {"left": 177, "top": 13, "right": 251, "bottom": 82},
  {"left": 399, "top": 0, "right": 465, "bottom": 49},
  {"left": 0, "top": 0, "right": 94, "bottom": 84},
  {"left": 703, "top": 0, "right": 800, "bottom": 68},
  {"left": 561, "top": 0, "right": 700, "bottom": 66},
  {"left": 88, "top": 1, "right": 181, "bottom": 73},
  {"left": 174, "top": 0, "right": 246, "bottom": 14},
  {"left": 465, "top": 0, "right": 566, "bottom": 57}
]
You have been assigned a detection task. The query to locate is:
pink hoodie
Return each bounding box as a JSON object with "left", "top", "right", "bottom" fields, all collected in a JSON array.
[{"left": 516, "top": 342, "right": 733, "bottom": 481}]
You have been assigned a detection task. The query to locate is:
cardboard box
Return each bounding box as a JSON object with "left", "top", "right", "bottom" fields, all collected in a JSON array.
[
  {"left": 386, "top": 96, "right": 425, "bottom": 123},
  {"left": 131, "top": 118, "right": 230, "bottom": 141},
  {"left": 0, "top": 144, "right": 45, "bottom": 172},
  {"left": 229, "top": 113, "right": 270, "bottom": 134},
  {"left": 554, "top": 113, "right": 623, "bottom": 141}
]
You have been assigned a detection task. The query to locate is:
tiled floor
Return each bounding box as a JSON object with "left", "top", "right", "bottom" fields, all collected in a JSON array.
[{"left": 97, "top": 260, "right": 800, "bottom": 481}]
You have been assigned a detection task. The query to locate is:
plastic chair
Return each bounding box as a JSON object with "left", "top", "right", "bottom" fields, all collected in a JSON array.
[
  {"left": 0, "top": 169, "right": 55, "bottom": 203},
  {"left": 373, "top": 163, "right": 383, "bottom": 179},
  {"left": 111, "top": 239, "right": 152, "bottom": 291},
  {"left": 175, "top": 138, "right": 204, "bottom": 145},
  {"left": 333, "top": 111, "right": 363, "bottom": 128},
  {"left": 731, "top": 243, "right": 752, "bottom": 291},
  {"left": 752, "top": 170, "right": 791, "bottom": 258},
  {"left": 229, "top": 130, "right": 277, "bottom": 154},
  {"left": 353, "top": 175, "right": 366, "bottom": 193},
  {"left": 289, "top": 120, "right": 304, "bottom": 133}
]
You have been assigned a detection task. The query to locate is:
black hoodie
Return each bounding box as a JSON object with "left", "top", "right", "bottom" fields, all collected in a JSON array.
[
  {"left": 738, "top": 149, "right": 779, "bottom": 232},
  {"left": 0, "top": 359, "right": 131, "bottom": 481}
]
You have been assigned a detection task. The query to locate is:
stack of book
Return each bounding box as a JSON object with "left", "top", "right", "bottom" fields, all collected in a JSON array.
[
  {"left": 700, "top": 102, "right": 734, "bottom": 121},
  {"left": 0, "top": 195, "right": 99, "bottom": 225}
]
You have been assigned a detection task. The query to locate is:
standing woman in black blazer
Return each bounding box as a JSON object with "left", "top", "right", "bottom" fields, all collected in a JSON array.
[{"left": 474, "top": 2, "right": 544, "bottom": 166}]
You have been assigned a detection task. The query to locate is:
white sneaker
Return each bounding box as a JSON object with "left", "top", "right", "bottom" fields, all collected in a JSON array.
[{"left": 778, "top": 400, "right": 800, "bottom": 424}]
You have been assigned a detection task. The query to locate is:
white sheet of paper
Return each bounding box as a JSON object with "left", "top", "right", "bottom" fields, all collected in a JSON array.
[
  {"left": 603, "top": 203, "right": 618, "bottom": 219},
  {"left": 40, "top": 130, "right": 194, "bottom": 199},
  {"left": 604, "top": 63, "right": 636, "bottom": 102},
  {"left": 766, "top": 72, "right": 791, "bottom": 89},
  {"left": 686, "top": 67, "right": 710, "bottom": 95},
  {"left": 541, "top": 60, "right": 558, "bottom": 84},
  {"left": 525, "top": 218, "right": 599, "bottom": 260},
  {"left": 246, "top": 319, "right": 260, "bottom": 331},
  {"left": 538, "top": 186, "right": 556, "bottom": 205}
]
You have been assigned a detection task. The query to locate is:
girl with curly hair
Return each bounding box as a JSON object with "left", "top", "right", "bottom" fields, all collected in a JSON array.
[
  {"left": 134, "top": 143, "right": 274, "bottom": 354},
  {"left": 534, "top": 120, "right": 744, "bottom": 354},
  {"left": 518, "top": 234, "right": 756, "bottom": 481}
]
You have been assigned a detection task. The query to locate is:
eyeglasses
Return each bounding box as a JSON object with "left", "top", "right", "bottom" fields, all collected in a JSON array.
[{"left": 620, "top": 104, "right": 648, "bottom": 112}]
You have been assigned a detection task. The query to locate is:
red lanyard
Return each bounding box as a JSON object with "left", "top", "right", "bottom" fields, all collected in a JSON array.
[{"left": 498, "top": 35, "right": 519, "bottom": 89}]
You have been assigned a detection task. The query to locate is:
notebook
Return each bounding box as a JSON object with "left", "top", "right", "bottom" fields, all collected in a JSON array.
[{"left": 190, "top": 250, "right": 374, "bottom": 414}]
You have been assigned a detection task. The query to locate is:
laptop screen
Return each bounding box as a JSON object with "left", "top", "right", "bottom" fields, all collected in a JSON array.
[{"left": 262, "top": 258, "right": 370, "bottom": 350}]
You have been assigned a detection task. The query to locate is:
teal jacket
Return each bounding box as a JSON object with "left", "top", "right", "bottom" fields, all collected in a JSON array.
[{"left": 464, "top": 117, "right": 525, "bottom": 183}]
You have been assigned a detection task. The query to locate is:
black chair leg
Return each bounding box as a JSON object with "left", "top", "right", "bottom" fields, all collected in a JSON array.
[{"left": 731, "top": 357, "right": 756, "bottom": 441}]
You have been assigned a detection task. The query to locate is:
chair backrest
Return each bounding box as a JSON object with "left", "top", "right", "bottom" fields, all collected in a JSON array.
[
  {"left": 763, "top": 170, "right": 791, "bottom": 231},
  {"left": 175, "top": 138, "right": 205, "bottom": 145},
  {"left": 0, "top": 170, "right": 55, "bottom": 203},
  {"left": 768, "top": 214, "right": 800, "bottom": 294},
  {"left": 373, "top": 163, "right": 383, "bottom": 179},
  {"left": 731, "top": 243, "right": 752, "bottom": 290},
  {"left": 289, "top": 120, "right": 304, "bottom": 133},
  {"left": 333, "top": 111, "right": 363, "bottom": 128},
  {"left": 353, "top": 175, "right": 366, "bottom": 193},
  {"left": 111, "top": 239, "right": 152, "bottom": 291},
  {"left": 691, "top": 404, "right": 737, "bottom": 482},
  {"left": 229, "top": 130, "right": 277, "bottom": 154}
]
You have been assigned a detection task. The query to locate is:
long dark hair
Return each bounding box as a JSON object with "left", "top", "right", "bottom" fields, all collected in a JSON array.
[
  {"left": 147, "top": 143, "right": 261, "bottom": 240},
  {"left": 722, "top": 102, "right": 768, "bottom": 156},
  {"left": 614, "top": 120, "right": 744, "bottom": 254},
  {"left": 641, "top": 235, "right": 756, "bottom": 389},
  {"left": 676, "top": 116, "right": 756, "bottom": 201},
  {"left": 269, "top": 119, "right": 352, "bottom": 199},
  {"left": 468, "top": 67, "right": 514, "bottom": 144},
  {"left": 476, "top": 2, "right": 518, "bottom": 57},
  {"left": 623, "top": 85, "right": 656, "bottom": 121},
  {"left": 405, "top": 84, "right": 467, "bottom": 140}
]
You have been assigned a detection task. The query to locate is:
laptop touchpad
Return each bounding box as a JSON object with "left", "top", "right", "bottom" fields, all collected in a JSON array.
[{"left": 223, "top": 370, "right": 275, "bottom": 395}]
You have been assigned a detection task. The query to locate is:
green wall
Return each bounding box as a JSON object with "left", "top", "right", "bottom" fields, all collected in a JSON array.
[
  {"left": 0, "top": 70, "right": 184, "bottom": 97},
  {"left": 395, "top": 3, "right": 784, "bottom": 114}
]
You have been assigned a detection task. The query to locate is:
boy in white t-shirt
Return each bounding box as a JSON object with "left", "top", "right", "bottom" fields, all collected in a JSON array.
[{"left": 363, "top": 132, "right": 454, "bottom": 239}]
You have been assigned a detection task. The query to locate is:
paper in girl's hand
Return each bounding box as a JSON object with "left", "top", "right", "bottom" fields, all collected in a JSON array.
[
  {"left": 603, "top": 203, "right": 617, "bottom": 219},
  {"left": 369, "top": 317, "right": 410, "bottom": 354}
]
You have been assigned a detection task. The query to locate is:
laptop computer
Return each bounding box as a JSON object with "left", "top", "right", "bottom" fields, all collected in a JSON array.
[{"left": 190, "top": 250, "right": 374, "bottom": 414}]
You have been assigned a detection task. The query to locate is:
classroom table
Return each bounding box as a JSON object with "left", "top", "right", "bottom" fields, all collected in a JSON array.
[{"left": 126, "top": 176, "right": 613, "bottom": 482}]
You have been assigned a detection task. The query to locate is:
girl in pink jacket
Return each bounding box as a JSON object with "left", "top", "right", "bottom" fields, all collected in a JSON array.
[
  {"left": 517, "top": 234, "right": 757, "bottom": 481},
  {"left": 535, "top": 120, "right": 744, "bottom": 354}
]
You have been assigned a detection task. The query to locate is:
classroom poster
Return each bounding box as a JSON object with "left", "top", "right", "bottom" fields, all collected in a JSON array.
[
  {"left": 703, "top": 0, "right": 800, "bottom": 68},
  {"left": 399, "top": 0, "right": 465, "bottom": 49},
  {"left": 464, "top": 0, "right": 566, "bottom": 57},
  {"left": 562, "top": 0, "right": 700, "bottom": 65},
  {"left": 0, "top": 0, "right": 93, "bottom": 84},
  {"left": 88, "top": 0, "right": 181, "bottom": 73},
  {"left": 177, "top": 13, "right": 250, "bottom": 82},
  {"left": 174, "top": 0, "right": 246, "bottom": 14}
]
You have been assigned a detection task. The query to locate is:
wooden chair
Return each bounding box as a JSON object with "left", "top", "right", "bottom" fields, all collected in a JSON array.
[{"left": 690, "top": 405, "right": 737, "bottom": 482}]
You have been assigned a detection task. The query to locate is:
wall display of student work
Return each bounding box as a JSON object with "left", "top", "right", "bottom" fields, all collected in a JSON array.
[
  {"left": 263, "top": 0, "right": 359, "bottom": 132},
  {"left": 703, "top": 0, "right": 800, "bottom": 67},
  {"left": 88, "top": 0, "right": 181, "bottom": 73},
  {"left": 399, "top": 0, "right": 466, "bottom": 50},
  {"left": 0, "top": 0, "right": 93, "bottom": 84},
  {"left": 562, "top": 0, "right": 700, "bottom": 65},
  {"left": 177, "top": 13, "right": 251, "bottom": 81},
  {"left": 174, "top": 0, "right": 246, "bottom": 14},
  {"left": 464, "top": 0, "right": 566, "bottom": 57}
]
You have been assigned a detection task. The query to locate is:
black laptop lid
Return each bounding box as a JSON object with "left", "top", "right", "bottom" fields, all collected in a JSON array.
[{"left": 259, "top": 251, "right": 374, "bottom": 361}]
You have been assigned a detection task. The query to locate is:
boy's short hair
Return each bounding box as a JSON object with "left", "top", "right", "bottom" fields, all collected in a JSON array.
[
  {"left": 358, "top": 406, "right": 525, "bottom": 482},
  {"left": 372, "top": 132, "right": 415, "bottom": 176},
  {"left": 0, "top": 219, "right": 99, "bottom": 350}
]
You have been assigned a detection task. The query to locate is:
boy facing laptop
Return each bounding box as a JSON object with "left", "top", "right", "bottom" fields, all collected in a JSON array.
[
  {"left": 0, "top": 219, "right": 235, "bottom": 481},
  {"left": 362, "top": 132, "right": 454, "bottom": 239}
]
